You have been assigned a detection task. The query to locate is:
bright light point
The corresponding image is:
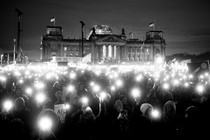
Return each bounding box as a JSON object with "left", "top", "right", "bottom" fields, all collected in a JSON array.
[
  {"left": 35, "top": 93, "right": 46, "bottom": 103},
  {"left": 81, "top": 96, "right": 89, "bottom": 105},
  {"left": 38, "top": 116, "right": 52, "bottom": 131},
  {"left": 151, "top": 108, "right": 161, "bottom": 119},
  {"left": 70, "top": 72, "right": 76, "bottom": 79},
  {"left": 25, "top": 70, "right": 30, "bottom": 75},
  {"left": 184, "top": 82, "right": 189, "bottom": 88},
  {"left": 3, "top": 100, "right": 13, "bottom": 112},
  {"left": 0, "top": 76, "right": 6, "bottom": 82},
  {"left": 131, "top": 88, "right": 141, "bottom": 98},
  {"left": 136, "top": 75, "right": 143, "bottom": 82},
  {"left": 46, "top": 73, "right": 53, "bottom": 80},
  {"left": 199, "top": 75, "right": 204, "bottom": 79},
  {"left": 65, "top": 104, "right": 71, "bottom": 110},
  {"left": 67, "top": 85, "right": 74, "bottom": 92},
  {"left": 18, "top": 79, "right": 24, "bottom": 84},
  {"left": 155, "top": 56, "right": 164, "bottom": 64},
  {"left": 204, "top": 72, "right": 209, "bottom": 77},
  {"left": 183, "top": 75, "right": 187, "bottom": 80},
  {"left": 90, "top": 81, "right": 95, "bottom": 86},
  {"left": 111, "top": 86, "right": 116, "bottom": 91},
  {"left": 14, "top": 71, "right": 21, "bottom": 76},
  {"left": 93, "top": 85, "right": 100, "bottom": 92},
  {"left": 189, "top": 74, "right": 193, "bottom": 79},
  {"left": 163, "top": 83, "right": 170, "bottom": 90},
  {"left": 34, "top": 82, "right": 45, "bottom": 89},
  {"left": 25, "top": 87, "right": 33, "bottom": 96},
  {"left": 196, "top": 84, "right": 205, "bottom": 94},
  {"left": 116, "top": 79, "right": 123, "bottom": 87},
  {"left": 113, "top": 72, "right": 119, "bottom": 78},
  {"left": 173, "top": 79, "right": 179, "bottom": 86},
  {"left": 99, "top": 92, "right": 107, "bottom": 101}
]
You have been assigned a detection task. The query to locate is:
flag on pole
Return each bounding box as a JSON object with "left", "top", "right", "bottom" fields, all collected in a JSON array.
[
  {"left": 50, "top": 17, "right": 55, "bottom": 23},
  {"left": 149, "top": 22, "right": 155, "bottom": 27}
]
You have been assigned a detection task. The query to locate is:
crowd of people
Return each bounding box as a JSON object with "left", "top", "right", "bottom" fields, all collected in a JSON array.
[{"left": 0, "top": 63, "right": 210, "bottom": 140}]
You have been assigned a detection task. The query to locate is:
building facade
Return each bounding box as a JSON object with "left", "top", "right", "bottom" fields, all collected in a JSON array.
[{"left": 41, "top": 25, "right": 166, "bottom": 64}]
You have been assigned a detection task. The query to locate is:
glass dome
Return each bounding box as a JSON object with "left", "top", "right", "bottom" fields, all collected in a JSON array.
[
  {"left": 87, "top": 25, "right": 114, "bottom": 40},
  {"left": 93, "top": 25, "right": 113, "bottom": 35}
]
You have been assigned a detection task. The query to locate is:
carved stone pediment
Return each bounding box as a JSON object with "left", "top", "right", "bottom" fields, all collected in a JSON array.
[{"left": 95, "top": 35, "right": 126, "bottom": 43}]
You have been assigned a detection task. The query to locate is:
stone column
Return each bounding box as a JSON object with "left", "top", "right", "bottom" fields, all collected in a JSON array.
[
  {"left": 106, "top": 45, "right": 109, "bottom": 58},
  {"left": 114, "top": 45, "right": 116, "bottom": 60},
  {"left": 112, "top": 45, "right": 114, "bottom": 59},
  {"left": 103, "top": 45, "right": 106, "bottom": 58}
]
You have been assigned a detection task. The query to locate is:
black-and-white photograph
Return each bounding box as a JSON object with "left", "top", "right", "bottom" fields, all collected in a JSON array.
[{"left": 1, "top": 0, "right": 210, "bottom": 139}]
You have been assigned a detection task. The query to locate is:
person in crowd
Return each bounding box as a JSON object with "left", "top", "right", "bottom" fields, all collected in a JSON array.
[
  {"left": 9, "top": 118, "right": 30, "bottom": 140},
  {"left": 132, "top": 103, "right": 154, "bottom": 139},
  {"left": 49, "top": 81, "right": 63, "bottom": 105},
  {"left": 161, "top": 100, "right": 180, "bottom": 138},
  {"left": 182, "top": 105, "right": 203, "bottom": 138},
  {"left": 13, "top": 97, "right": 32, "bottom": 134},
  {"left": 32, "top": 108, "right": 59, "bottom": 140},
  {"left": 54, "top": 91, "right": 64, "bottom": 105}
]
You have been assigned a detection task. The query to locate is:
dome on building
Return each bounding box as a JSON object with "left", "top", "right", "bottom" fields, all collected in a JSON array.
[
  {"left": 87, "top": 25, "right": 113, "bottom": 40},
  {"left": 93, "top": 25, "right": 113, "bottom": 35}
]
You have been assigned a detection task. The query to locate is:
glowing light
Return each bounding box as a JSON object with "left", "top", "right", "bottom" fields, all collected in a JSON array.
[
  {"left": 65, "top": 104, "right": 71, "bottom": 110},
  {"left": 81, "top": 96, "right": 89, "bottom": 105},
  {"left": 150, "top": 108, "right": 161, "bottom": 119},
  {"left": 18, "top": 79, "right": 24, "bottom": 84},
  {"left": 172, "top": 79, "right": 179, "bottom": 86},
  {"left": 67, "top": 85, "right": 75, "bottom": 92},
  {"left": 136, "top": 75, "right": 143, "bottom": 82},
  {"left": 46, "top": 73, "right": 54, "bottom": 80},
  {"left": 14, "top": 71, "right": 21, "bottom": 76},
  {"left": 3, "top": 99, "right": 13, "bottom": 112},
  {"left": 0, "top": 75, "right": 6, "bottom": 82},
  {"left": 155, "top": 56, "right": 164, "bottom": 64},
  {"left": 99, "top": 91, "right": 107, "bottom": 101},
  {"left": 131, "top": 88, "right": 141, "bottom": 98},
  {"left": 93, "top": 84, "right": 100, "bottom": 93},
  {"left": 111, "top": 85, "right": 116, "bottom": 91},
  {"left": 70, "top": 72, "right": 76, "bottom": 79},
  {"left": 34, "top": 81, "right": 45, "bottom": 90},
  {"left": 116, "top": 79, "right": 123, "bottom": 87},
  {"left": 163, "top": 83, "right": 170, "bottom": 90},
  {"left": 25, "top": 87, "right": 33, "bottom": 96},
  {"left": 189, "top": 74, "right": 193, "bottom": 79},
  {"left": 90, "top": 81, "right": 95, "bottom": 86},
  {"left": 35, "top": 93, "right": 46, "bottom": 104},
  {"left": 196, "top": 84, "right": 205, "bottom": 94},
  {"left": 25, "top": 70, "right": 30, "bottom": 75},
  {"left": 38, "top": 116, "right": 53, "bottom": 131},
  {"left": 184, "top": 82, "right": 189, "bottom": 88},
  {"left": 204, "top": 72, "right": 209, "bottom": 77},
  {"left": 199, "top": 75, "right": 204, "bottom": 79}
]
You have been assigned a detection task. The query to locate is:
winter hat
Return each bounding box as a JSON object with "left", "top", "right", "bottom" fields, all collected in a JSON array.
[{"left": 140, "top": 103, "right": 153, "bottom": 114}]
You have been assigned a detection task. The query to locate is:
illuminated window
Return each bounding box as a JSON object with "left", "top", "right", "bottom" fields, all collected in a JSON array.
[
  {"left": 64, "top": 47, "right": 67, "bottom": 57},
  {"left": 64, "top": 47, "right": 67, "bottom": 51}
]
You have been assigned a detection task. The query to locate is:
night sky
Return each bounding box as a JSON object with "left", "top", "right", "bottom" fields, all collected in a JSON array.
[{"left": 1, "top": 0, "right": 210, "bottom": 60}]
